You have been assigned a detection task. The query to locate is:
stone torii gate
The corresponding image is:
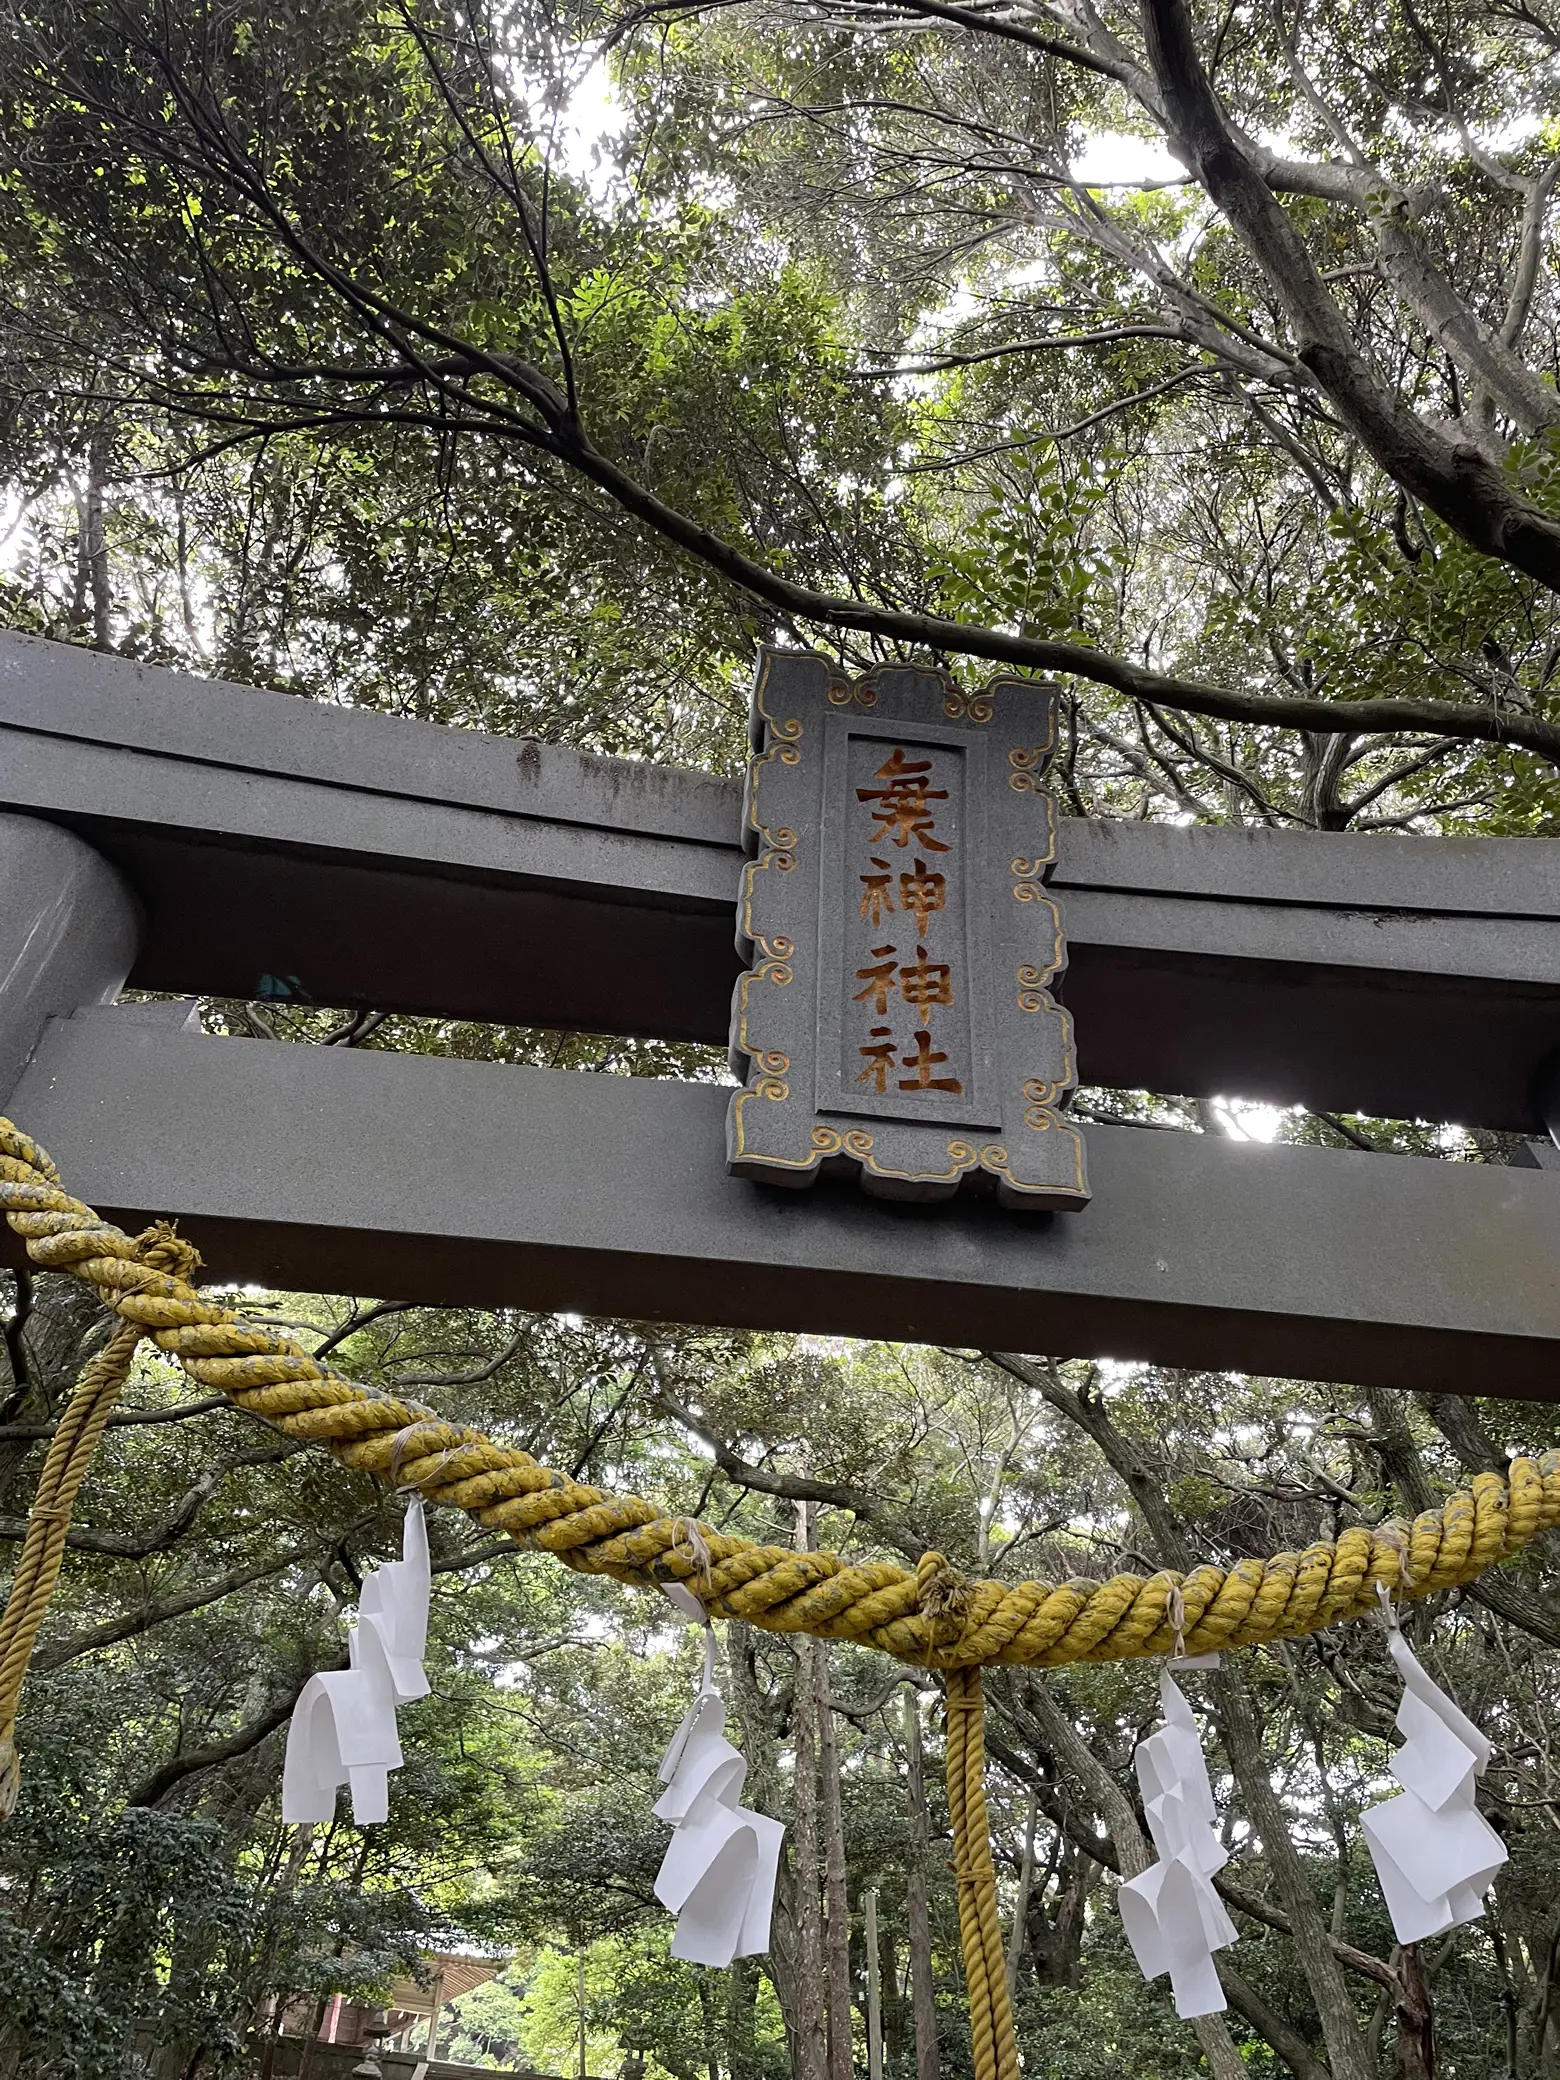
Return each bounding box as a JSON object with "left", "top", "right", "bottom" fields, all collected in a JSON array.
[{"left": 2, "top": 627, "right": 1559, "bottom": 1397}]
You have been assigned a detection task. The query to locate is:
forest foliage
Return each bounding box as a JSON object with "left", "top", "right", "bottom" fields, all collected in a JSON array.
[{"left": 3, "top": 0, "right": 1560, "bottom": 2074}]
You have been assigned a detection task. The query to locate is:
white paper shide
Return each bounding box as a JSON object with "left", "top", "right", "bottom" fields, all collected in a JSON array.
[
  {"left": 282, "top": 1498, "right": 431, "bottom": 1825},
  {"left": 653, "top": 1624, "right": 784, "bottom": 1968},
  {"left": 1117, "top": 1671, "right": 1239, "bottom": 2019},
  {"left": 1361, "top": 1628, "right": 1507, "bottom": 1944}
]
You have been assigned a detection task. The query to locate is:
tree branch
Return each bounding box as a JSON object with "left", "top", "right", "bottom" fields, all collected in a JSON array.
[
  {"left": 35, "top": 3, "right": 1560, "bottom": 774},
  {"left": 34, "top": 1545, "right": 317, "bottom": 1671},
  {"left": 1218, "top": 1962, "right": 1331, "bottom": 2080},
  {"left": 0, "top": 1444, "right": 298, "bottom": 1556},
  {"left": 310, "top": 1300, "right": 423, "bottom": 1362},
  {"left": 553, "top": 412, "right": 1560, "bottom": 761},
  {"left": 124, "top": 1656, "right": 345, "bottom": 1808},
  {"left": 0, "top": 1394, "right": 230, "bottom": 1443},
  {"left": 990, "top": 1676, "right": 1395, "bottom": 1990},
  {"left": 848, "top": 323, "right": 1188, "bottom": 377},
  {"left": 389, "top": 1324, "right": 528, "bottom": 1391},
  {"left": 652, "top": 1386, "right": 924, "bottom": 1556},
  {"left": 1138, "top": 0, "right": 1560, "bottom": 592},
  {"left": 984, "top": 1351, "right": 1188, "bottom": 1562}
]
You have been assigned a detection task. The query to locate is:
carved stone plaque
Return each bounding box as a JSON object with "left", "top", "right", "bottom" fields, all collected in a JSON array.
[{"left": 726, "top": 647, "right": 1090, "bottom": 1209}]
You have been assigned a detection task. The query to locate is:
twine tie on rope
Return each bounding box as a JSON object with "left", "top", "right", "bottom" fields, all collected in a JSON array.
[
  {"left": 1167, "top": 1581, "right": 1187, "bottom": 1662},
  {"left": 667, "top": 1516, "right": 715, "bottom": 1592},
  {"left": 1375, "top": 1522, "right": 1416, "bottom": 1601}
]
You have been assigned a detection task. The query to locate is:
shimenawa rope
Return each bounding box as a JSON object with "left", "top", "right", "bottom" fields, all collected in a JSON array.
[{"left": 1, "top": 1116, "right": 1553, "bottom": 2064}]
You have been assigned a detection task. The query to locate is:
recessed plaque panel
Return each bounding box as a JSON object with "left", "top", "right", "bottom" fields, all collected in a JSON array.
[{"left": 726, "top": 648, "right": 1089, "bottom": 1209}]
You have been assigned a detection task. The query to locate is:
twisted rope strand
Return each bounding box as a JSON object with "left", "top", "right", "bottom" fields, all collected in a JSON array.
[
  {"left": 0, "top": 1320, "right": 143, "bottom": 1814},
  {"left": 0, "top": 1219, "right": 203, "bottom": 1812},
  {"left": 946, "top": 1669, "right": 1020, "bottom": 2080},
  {"left": 1, "top": 1119, "right": 1554, "bottom": 1676}
]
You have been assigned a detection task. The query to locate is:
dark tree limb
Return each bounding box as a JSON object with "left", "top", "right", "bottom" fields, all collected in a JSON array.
[
  {"left": 310, "top": 1300, "right": 423, "bottom": 1362},
  {"left": 0, "top": 1394, "right": 230, "bottom": 1442},
  {"left": 1375, "top": 1394, "right": 1560, "bottom": 1650},
  {"left": 124, "top": 1657, "right": 346, "bottom": 1808},
  {"left": 1137, "top": 0, "right": 1560, "bottom": 594},
  {"left": 0, "top": 1444, "right": 298, "bottom": 1556},
  {"left": 28, "top": 2, "right": 1560, "bottom": 779},
  {"left": 1416, "top": 1393, "right": 1507, "bottom": 1476},
  {"left": 996, "top": 1675, "right": 1349, "bottom": 2076},
  {"left": 987, "top": 1361, "right": 1383, "bottom": 2074},
  {"left": 1211, "top": 1667, "right": 1378, "bottom": 2080},
  {"left": 115, "top": 1537, "right": 517, "bottom": 1806},
  {"left": 652, "top": 1387, "right": 924, "bottom": 1556},
  {"left": 390, "top": 1325, "right": 528, "bottom": 1391},
  {"left": 984, "top": 1351, "right": 1186, "bottom": 1562},
  {"left": 34, "top": 1545, "right": 318, "bottom": 1670},
  {"left": 989, "top": 1692, "right": 1395, "bottom": 1989},
  {"left": 550, "top": 411, "right": 1560, "bottom": 763},
  {"left": 1218, "top": 1963, "right": 1332, "bottom": 2080}
]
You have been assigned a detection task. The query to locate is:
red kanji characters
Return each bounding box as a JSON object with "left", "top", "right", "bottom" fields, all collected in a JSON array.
[
  {"left": 898, "top": 1030, "right": 963, "bottom": 1093},
  {"left": 857, "top": 748, "right": 949, "bottom": 851},
  {"left": 853, "top": 946, "right": 899, "bottom": 1016},
  {"left": 899, "top": 857, "right": 946, "bottom": 935},
  {"left": 857, "top": 1028, "right": 897, "bottom": 1092},
  {"left": 858, "top": 858, "right": 895, "bottom": 926},
  {"left": 897, "top": 945, "right": 953, "bottom": 1027}
]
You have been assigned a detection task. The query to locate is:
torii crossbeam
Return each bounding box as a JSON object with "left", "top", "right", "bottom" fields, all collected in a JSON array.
[{"left": 2, "top": 630, "right": 1558, "bottom": 1397}]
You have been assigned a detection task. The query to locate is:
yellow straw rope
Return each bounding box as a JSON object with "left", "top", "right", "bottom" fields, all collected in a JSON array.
[
  {"left": 946, "top": 1668, "right": 1020, "bottom": 2080},
  {"left": 0, "top": 1321, "right": 142, "bottom": 1811},
  {"left": 1, "top": 1118, "right": 1553, "bottom": 1674},
  {"left": 0, "top": 1116, "right": 1552, "bottom": 2060},
  {"left": 0, "top": 1220, "right": 201, "bottom": 1813}
]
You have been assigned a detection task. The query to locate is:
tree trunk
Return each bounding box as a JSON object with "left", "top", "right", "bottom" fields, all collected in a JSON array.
[
  {"left": 693, "top": 1968, "right": 720, "bottom": 2080},
  {"left": 1393, "top": 1946, "right": 1436, "bottom": 2080},
  {"left": 993, "top": 1362, "right": 1377, "bottom": 2080},
  {"left": 789, "top": 1508, "right": 829, "bottom": 2080},
  {"left": 1213, "top": 1667, "right": 1377, "bottom": 2080},
  {"left": 725, "top": 1957, "right": 759, "bottom": 2080},
  {"left": 1030, "top": 1844, "right": 1093, "bottom": 1992},
  {"left": 1005, "top": 1788, "right": 1037, "bottom": 1999},
  {"left": 74, "top": 420, "right": 113, "bottom": 650},
  {"left": 1192, "top": 2015, "right": 1249, "bottom": 2080},
  {"left": 818, "top": 1647, "right": 853, "bottom": 2080},
  {"left": 728, "top": 1621, "right": 804, "bottom": 2065},
  {"left": 864, "top": 1889, "right": 884, "bottom": 2080},
  {"left": 903, "top": 1689, "right": 941, "bottom": 2080},
  {"left": 879, "top": 1899, "right": 904, "bottom": 2068},
  {"left": 1015, "top": 1669, "right": 1322, "bottom": 2080}
]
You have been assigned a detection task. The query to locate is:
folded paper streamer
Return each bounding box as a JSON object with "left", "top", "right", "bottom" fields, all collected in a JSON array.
[
  {"left": 282, "top": 1498, "right": 431, "bottom": 1825},
  {"left": 1117, "top": 1667, "right": 1239, "bottom": 2019},
  {"left": 654, "top": 1589, "right": 784, "bottom": 1968},
  {"left": 1361, "top": 1625, "right": 1507, "bottom": 1944}
]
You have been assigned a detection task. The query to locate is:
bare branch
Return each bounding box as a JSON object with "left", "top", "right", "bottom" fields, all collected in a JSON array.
[
  {"left": 1139, "top": 0, "right": 1560, "bottom": 588},
  {"left": 390, "top": 1324, "right": 528, "bottom": 1390},
  {"left": 0, "top": 1394, "right": 230, "bottom": 1443},
  {"left": 848, "top": 323, "right": 1188, "bottom": 377},
  {"left": 652, "top": 1385, "right": 924, "bottom": 1555}
]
